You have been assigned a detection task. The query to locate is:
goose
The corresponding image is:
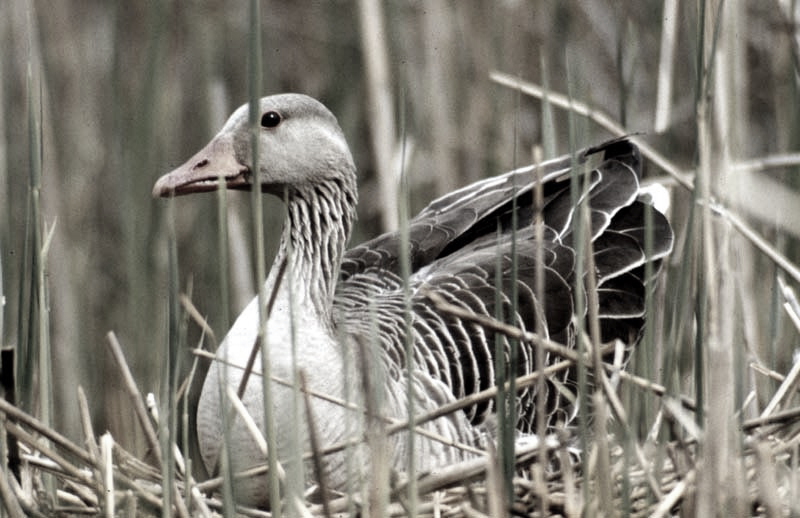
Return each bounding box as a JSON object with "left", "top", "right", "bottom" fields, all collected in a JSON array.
[{"left": 152, "top": 93, "right": 673, "bottom": 507}]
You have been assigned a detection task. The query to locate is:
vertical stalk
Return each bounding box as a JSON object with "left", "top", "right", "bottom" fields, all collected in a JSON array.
[
  {"left": 357, "top": 0, "right": 397, "bottom": 231},
  {"left": 29, "top": 63, "right": 48, "bottom": 432},
  {"left": 565, "top": 50, "right": 590, "bottom": 507},
  {"left": 25, "top": 50, "right": 55, "bottom": 503},
  {"left": 246, "top": 2, "right": 282, "bottom": 514},
  {"left": 162, "top": 201, "right": 179, "bottom": 518},
  {"left": 492, "top": 223, "right": 507, "bottom": 491},
  {"left": 534, "top": 52, "right": 553, "bottom": 518},
  {"left": 503, "top": 83, "right": 521, "bottom": 503},
  {"left": 216, "top": 182, "right": 231, "bottom": 335},
  {"left": 397, "top": 92, "right": 418, "bottom": 517}
]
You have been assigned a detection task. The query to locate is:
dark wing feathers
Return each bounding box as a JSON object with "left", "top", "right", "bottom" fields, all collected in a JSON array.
[
  {"left": 609, "top": 200, "right": 674, "bottom": 260},
  {"left": 592, "top": 231, "right": 647, "bottom": 283},
  {"left": 597, "top": 272, "right": 649, "bottom": 318},
  {"left": 341, "top": 142, "right": 585, "bottom": 277},
  {"left": 335, "top": 138, "right": 673, "bottom": 432}
]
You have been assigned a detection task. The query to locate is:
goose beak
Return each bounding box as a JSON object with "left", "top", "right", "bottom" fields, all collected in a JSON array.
[{"left": 152, "top": 136, "right": 251, "bottom": 197}]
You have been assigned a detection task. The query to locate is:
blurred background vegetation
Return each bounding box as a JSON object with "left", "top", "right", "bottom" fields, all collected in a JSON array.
[{"left": 2, "top": 0, "right": 800, "bottom": 484}]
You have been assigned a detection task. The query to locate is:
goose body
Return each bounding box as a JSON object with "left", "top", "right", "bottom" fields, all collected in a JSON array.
[{"left": 153, "top": 94, "right": 673, "bottom": 507}]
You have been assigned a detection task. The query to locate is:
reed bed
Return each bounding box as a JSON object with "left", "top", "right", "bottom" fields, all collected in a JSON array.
[
  {"left": 3, "top": 0, "right": 800, "bottom": 516},
  {"left": 1, "top": 309, "right": 799, "bottom": 516}
]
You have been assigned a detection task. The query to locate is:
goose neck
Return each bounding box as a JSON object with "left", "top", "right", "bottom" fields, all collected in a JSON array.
[{"left": 273, "top": 175, "right": 357, "bottom": 319}]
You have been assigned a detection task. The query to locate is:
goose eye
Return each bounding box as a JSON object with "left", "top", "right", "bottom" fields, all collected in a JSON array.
[{"left": 260, "top": 111, "right": 282, "bottom": 128}]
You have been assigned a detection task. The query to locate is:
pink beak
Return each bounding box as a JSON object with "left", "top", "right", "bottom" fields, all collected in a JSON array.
[{"left": 152, "top": 136, "right": 251, "bottom": 197}]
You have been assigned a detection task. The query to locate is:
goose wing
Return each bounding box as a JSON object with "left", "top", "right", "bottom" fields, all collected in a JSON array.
[
  {"left": 335, "top": 139, "right": 673, "bottom": 430},
  {"left": 340, "top": 138, "right": 658, "bottom": 277}
]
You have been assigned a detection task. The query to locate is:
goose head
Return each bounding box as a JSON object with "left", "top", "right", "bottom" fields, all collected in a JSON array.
[{"left": 152, "top": 93, "right": 356, "bottom": 198}]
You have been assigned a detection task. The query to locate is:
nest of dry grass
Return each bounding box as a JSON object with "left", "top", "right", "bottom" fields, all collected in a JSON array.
[{"left": 2, "top": 322, "right": 800, "bottom": 517}]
